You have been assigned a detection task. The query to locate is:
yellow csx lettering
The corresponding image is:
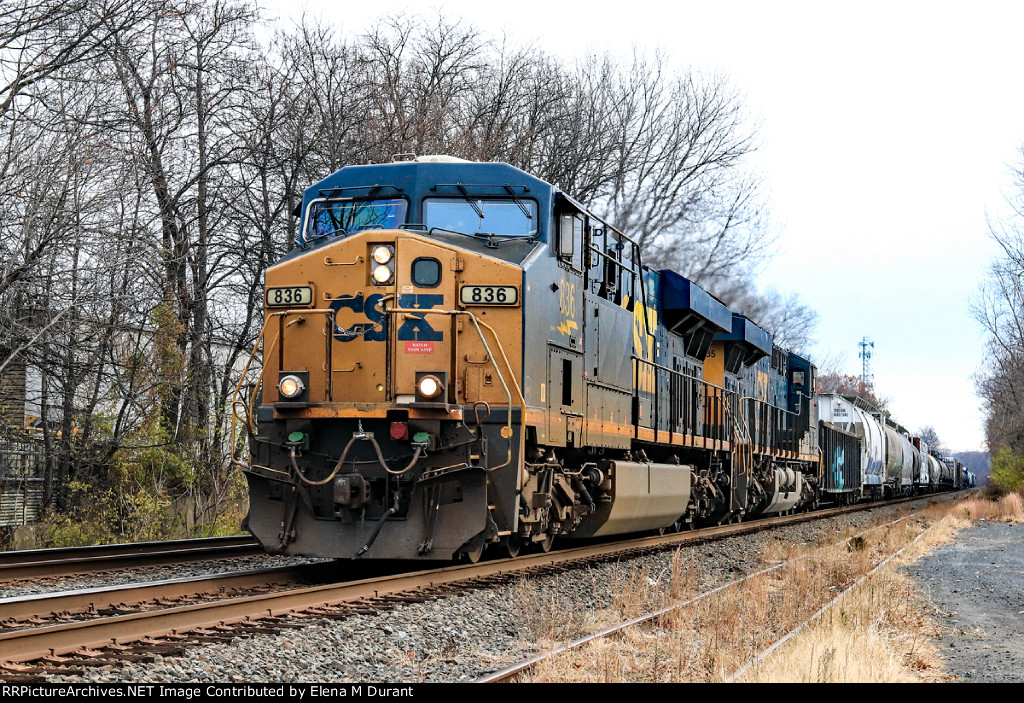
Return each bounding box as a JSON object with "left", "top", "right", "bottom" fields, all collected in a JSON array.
[{"left": 628, "top": 296, "right": 657, "bottom": 391}]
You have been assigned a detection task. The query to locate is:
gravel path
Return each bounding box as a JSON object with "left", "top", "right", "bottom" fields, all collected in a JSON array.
[
  {"left": 37, "top": 501, "right": 924, "bottom": 683},
  {"left": 907, "top": 519, "right": 1024, "bottom": 683}
]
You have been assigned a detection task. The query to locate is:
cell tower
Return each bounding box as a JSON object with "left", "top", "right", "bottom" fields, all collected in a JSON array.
[{"left": 859, "top": 336, "right": 874, "bottom": 389}]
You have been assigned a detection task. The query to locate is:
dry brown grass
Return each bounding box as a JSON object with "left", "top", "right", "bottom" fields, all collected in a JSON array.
[
  {"left": 516, "top": 495, "right": 1022, "bottom": 683},
  {"left": 942, "top": 491, "right": 1024, "bottom": 522}
]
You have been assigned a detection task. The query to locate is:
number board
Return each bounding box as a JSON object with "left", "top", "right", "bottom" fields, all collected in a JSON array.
[
  {"left": 460, "top": 285, "right": 519, "bottom": 306},
  {"left": 266, "top": 286, "right": 313, "bottom": 307}
]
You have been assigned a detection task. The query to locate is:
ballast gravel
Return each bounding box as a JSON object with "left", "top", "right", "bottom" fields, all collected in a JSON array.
[
  {"left": 0, "top": 555, "right": 330, "bottom": 600},
  {"left": 38, "top": 502, "right": 923, "bottom": 683}
]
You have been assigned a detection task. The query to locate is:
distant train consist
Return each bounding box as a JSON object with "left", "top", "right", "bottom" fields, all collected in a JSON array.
[{"left": 233, "top": 156, "right": 972, "bottom": 561}]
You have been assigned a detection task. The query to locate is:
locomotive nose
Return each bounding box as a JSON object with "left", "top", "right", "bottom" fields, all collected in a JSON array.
[{"left": 388, "top": 237, "right": 458, "bottom": 403}]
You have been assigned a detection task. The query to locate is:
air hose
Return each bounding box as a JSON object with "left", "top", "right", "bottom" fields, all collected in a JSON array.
[
  {"left": 355, "top": 495, "right": 400, "bottom": 557},
  {"left": 288, "top": 436, "right": 423, "bottom": 486}
]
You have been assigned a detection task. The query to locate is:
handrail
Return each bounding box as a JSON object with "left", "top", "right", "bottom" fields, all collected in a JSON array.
[
  {"left": 632, "top": 355, "right": 733, "bottom": 448},
  {"left": 229, "top": 309, "right": 338, "bottom": 470},
  {"left": 630, "top": 354, "right": 811, "bottom": 458},
  {"left": 228, "top": 302, "right": 524, "bottom": 475},
  {"left": 383, "top": 303, "right": 524, "bottom": 473},
  {"left": 722, "top": 397, "right": 747, "bottom": 476}
]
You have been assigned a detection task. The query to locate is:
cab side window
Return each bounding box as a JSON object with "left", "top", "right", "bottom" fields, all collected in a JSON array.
[{"left": 558, "top": 213, "right": 584, "bottom": 273}]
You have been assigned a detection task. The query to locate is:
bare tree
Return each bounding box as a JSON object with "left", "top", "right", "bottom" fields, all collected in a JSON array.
[
  {"left": 815, "top": 372, "right": 888, "bottom": 409},
  {"left": 91, "top": 0, "right": 257, "bottom": 445},
  {"left": 716, "top": 280, "right": 819, "bottom": 353},
  {"left": 972, "top": 145, "right": 1024, "bottom": 463},
  {"left": 0, "top": 0, "right": 151, "bottom": 116},
  {"left": 916, "top": 426, "right": 944, "bottom": 453},
  {"left": 357, "top": 14, "right": 487, "bottom": 161}
]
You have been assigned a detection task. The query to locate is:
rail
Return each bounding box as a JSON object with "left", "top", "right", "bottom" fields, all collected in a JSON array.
[
  {"left": 0, "top": 490, "right": 967, "bottom": 670},
  {"left": 476, "top": 491, "right": 965, "bottom": 683},
  {"left": 0, "top": 535, "right": 261, "bottom": 582}
]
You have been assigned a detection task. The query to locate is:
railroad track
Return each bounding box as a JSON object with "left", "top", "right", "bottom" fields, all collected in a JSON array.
[
  {"left": 0, "top": 535, "right": 263, "bottom": 583},
  {"left": 0, "top": 492, "right": 963, "bottom": 679}
]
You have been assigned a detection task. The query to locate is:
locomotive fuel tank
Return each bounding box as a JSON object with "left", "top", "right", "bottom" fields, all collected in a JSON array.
[{"left": 570, "top": 460, "right": 693, "bottom": 537}]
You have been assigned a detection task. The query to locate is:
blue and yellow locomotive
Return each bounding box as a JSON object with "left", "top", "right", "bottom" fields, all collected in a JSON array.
[{"left": 233, "top": 155, "right": 952, "bottom": 562}]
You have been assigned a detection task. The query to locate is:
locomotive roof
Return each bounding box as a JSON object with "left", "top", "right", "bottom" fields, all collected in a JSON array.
[
  {"left": 304, "top": 159, "right": 556, "bottom": 207},
  {"left": 714, "top": 313, "right": 773, "bottom": 359}
]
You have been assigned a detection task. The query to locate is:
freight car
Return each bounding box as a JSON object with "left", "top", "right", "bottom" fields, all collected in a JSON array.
[{"left": 232, "top": 156, "right": 964, "bottom": 562}]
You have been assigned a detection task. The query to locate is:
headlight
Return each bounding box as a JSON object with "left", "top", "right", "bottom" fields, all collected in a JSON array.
[
  {"left": 417, "top": 374, "right": 443, "bottom": 399},
  {"left": 372, "top": 245, "right": 393, "bottom": 264},
  {"left": 279, "top": 374, "right": 305, "bottom": 399},
  {"left": 372, "top": 264, "right": 394, "bottom": 284}
]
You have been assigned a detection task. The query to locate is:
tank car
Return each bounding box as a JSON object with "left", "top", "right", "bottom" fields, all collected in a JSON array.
[{"left": 910, "top": 436, "right": 927, "bottom": 492}]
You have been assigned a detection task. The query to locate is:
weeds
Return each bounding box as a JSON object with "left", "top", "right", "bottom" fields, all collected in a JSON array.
[{"left": 518, "top": 495, "right": 1021, "bottom": 683}]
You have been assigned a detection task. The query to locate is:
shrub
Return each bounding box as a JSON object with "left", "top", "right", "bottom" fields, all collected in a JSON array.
[{"left": 989, "top": 446, "right": 1024, "bottom": 495}]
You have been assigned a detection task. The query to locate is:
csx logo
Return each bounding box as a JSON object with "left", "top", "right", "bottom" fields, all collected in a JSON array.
[{"left": 330, "top": 293, "right": 444, "bottom": 342}]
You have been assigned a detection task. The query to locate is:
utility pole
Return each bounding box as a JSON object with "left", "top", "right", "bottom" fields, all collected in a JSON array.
[{"left": 859, "top": 336, "right": 874, "bottom": 390}]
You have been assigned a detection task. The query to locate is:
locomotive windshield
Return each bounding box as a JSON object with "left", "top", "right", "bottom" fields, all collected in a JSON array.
[
  {"left": 305, "top": 198, "right": 408, "bottom": 242},
  {"left": 424, "top": 198, "right": 537, "bottom": 237}
]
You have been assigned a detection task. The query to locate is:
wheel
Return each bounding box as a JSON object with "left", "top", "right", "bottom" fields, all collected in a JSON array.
[
  {"left": 502, "top": 535, "right": 521, "bottom": 558},
  {"left": 462, "top": 539, "right": 484, "bottom": 563},
  {"left": 537, "top": 533, "right": 555, "bottom": 553}
]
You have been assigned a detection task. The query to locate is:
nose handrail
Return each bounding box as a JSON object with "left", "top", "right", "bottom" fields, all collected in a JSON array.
[
  {"left": 229, "top": 308, "right": 338, "bottom": 469},
  {"left": 382, "top": 302, "right": 525, "bottom": 473},
  {"left": 229, "top": 303, "right": 525, "bottom": 475}
]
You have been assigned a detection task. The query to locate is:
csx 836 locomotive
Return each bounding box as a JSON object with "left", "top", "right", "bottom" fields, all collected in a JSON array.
[{"left": 234, "top": 156, "right": 961, "bottom": 562}]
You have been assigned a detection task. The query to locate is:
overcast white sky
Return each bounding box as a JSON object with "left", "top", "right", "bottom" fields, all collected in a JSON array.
[{"left": 268, "top": 0, "right": 1024, "bottom": 451}]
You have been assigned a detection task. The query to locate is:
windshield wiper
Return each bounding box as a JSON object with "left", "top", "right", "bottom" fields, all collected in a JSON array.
[
  {"left": 455, "top": 183, "right": 484, "bottom": 220},
  {"left": 428, "top": 226, "right": 500, "bottom": 248},
  {"left": 503, "top": 184, "right": 532, "bottom": 220},
  {"left": 429, "top": 227, "right": 537, "bottom": 249},
  {"left": 428, "top": 226, "right": 479, "bottom": 241}
]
